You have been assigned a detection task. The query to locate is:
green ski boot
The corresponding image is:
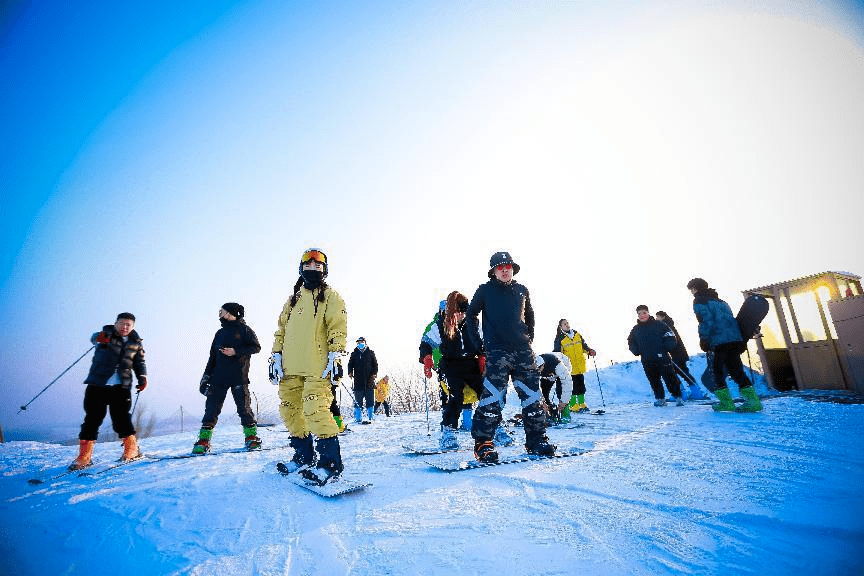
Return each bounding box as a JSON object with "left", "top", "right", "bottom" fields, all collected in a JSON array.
[
  {"left": 243, "top": 426, "right": 262, "bottom": 451},
  {"left": 737, "top": 386, "right": 763, "bottom": 412},
  {"left": 712, "top": 388, "right": 736, "bottom": 412},
  {"left": 192, "top": 427, "right": 213, "bottom": 454}
]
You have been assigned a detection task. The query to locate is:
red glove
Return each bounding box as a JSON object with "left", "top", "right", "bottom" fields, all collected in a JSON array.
[
  {"left": 96, "top": 332, "right": 111, "bottom": 344},
  {"left": 136, "top": 376, "right": 147, "bottom": 391},
  {"left": 422, "top": 355, "right": 433, "bottom": 378},
  {"left": 478, "top": 355, "right": 486, "bottom": 373},
  {"left": 588, "top": 348, "right": 596, "bottom": 357}
]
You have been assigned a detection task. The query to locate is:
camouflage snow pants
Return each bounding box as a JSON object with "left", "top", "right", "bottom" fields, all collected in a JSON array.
[
  {"left": 471, "top": 349, "right": 547, "bottom": 443},
  {"left": 278, "top": 375, "right": 339, "bottom": 439}
]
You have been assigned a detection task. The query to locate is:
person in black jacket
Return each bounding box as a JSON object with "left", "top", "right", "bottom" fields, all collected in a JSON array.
[
  {"left": 465, "top": 251, "right": 555, "bottom": 463},
  {"left": 654, "top": 311, "right": 696, "bottom": 385},
  {"left": 627, "top": 305, "right": 684, "bottom": 406},
  {"left": 434, "top": 291, "right": 484, "bottom": 450},
  {"left": 347, "top": 337, "right": 378, "bottom": 423},
  {"left": 69, "top": 312, "right": 148, "bottom": 470},
  {"left": 192, "top": 303, "right": 262, "bottom": 454}
]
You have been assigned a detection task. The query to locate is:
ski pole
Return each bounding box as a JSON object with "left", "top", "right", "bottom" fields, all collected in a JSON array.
[
  {"left": 131, "top": 390, "right": 141, "bottom": 416},
  {"left": 423, "top": 375, "right": 430, "bottom": 436},
  {"left": 669, "top": 359, "right": 698, "bottom": 387},
  {"left": 592, "top": 357, "right": 607, "bottom": 407},
  {"left": 18, "top": 344, "right": 96, "bottom": 413},
  {"left": 339, "top": 381, "right": 362, "bottom": 408}
]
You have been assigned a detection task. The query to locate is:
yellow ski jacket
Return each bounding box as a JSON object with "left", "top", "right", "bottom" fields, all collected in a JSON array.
[
  {"left": 272, "top": 286, "right": 348, "bottom": 378},
  {"left": 554, "top": 330, "right": 590, "bottom": 375}
]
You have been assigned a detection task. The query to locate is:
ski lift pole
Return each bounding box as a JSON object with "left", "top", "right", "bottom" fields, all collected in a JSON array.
[
  {"left": 591, "top": 357, "right": 607, "bottom": 407},
  {"left": 18, "top": 344, "right": 96, "bottom": 414}
]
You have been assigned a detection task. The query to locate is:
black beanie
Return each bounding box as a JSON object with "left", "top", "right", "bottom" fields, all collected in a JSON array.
[{"left": 222, "top": 302, "right": 244, "bottom": 318}]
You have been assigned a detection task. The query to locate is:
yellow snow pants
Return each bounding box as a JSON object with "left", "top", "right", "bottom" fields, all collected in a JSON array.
[{"left": 278, "top": 375, "right": 338, "bottom": 439}]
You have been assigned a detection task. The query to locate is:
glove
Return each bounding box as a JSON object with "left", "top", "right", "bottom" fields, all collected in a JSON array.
[
  {"left": 422, "top": 355, "right": 434, "bottom": 378},
  {"left": 199, "top": 374, "right": 211, "bottom": 396},
  {"left": 95, "top": 331, "right": 111, "bottom": 344},
  {"left": 331, "top": 359, "right": 344, "bottom": 382},
  {"left": 588, "top": 348, "right": 596, "bottom": 357},
  {"left": 478, "top": 355, "right": 486, "bottom": 373},
  {"left": 322, "top": 351, "right": 343, "bottom": 382},
  {"left": 699, "top": 339, "right": 710, "bottom": 352},
  {"left": 136, "top": 376, "right": 147, "bottom": 392},
  {"left": 268, "top": 352, "right": 284, "bottom": 385}
]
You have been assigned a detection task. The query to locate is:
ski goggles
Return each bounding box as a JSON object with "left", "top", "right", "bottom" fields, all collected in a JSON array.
[
  {"left": 301, "top": 249, "right": 327, "bottom": 264},
  {"left": 495, "top": 263, "right": 513, "bottom": 271}
]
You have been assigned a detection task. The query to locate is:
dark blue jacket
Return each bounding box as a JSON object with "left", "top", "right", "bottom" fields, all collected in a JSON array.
[
  {"left": 692, "top": 289, "right": 742, "bottom": 349},
  {"left": 466, "top": 278, "right": 534, "bottom": 354},
  {"left": 204, "top": 318, "right": 261, "bottom": 387},
  {"left": 627, "top": 318, "right": 677, "bottom": 365},
  {"left": 84, "top": 325, "right": 147, "bottom": 389}
]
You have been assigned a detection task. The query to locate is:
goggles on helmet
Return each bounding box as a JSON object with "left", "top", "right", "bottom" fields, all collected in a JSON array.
[{"left": 301, "top": 249, "right": 327, "bottom": 264}]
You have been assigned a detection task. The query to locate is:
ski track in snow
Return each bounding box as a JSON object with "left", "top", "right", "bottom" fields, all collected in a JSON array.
[{"left": 2, "top": 376, "right": 864, "bottom": 575}]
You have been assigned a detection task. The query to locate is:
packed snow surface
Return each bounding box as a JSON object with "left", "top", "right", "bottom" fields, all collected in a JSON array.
[{"left": 2, "top": 362, "right": 863, "bottom": 575}]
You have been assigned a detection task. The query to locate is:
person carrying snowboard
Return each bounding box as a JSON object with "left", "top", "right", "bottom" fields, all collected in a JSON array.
[
  {"left": 271, "top": 248, "right": 349, "bottom": 485},
  {"left": 192, "top": 303, "right": 262, "bottom": 454},
  {"left": 686, "top": 278, "right": 762, "bottom": 412},
  {"left": 627, "top": 305, "right": 685, "bottom": 406},
  {"left": 69, "top": 312, "right": 148, "bottom": 470},
  {"left": 348, "top": 337, "right": 378, "bottom": 423},
  {"left": 553, "top": 319, "right": 596, "bottom": 416},
  {"left": 465, "top": 251, "right": 555, "bottom": 463}
]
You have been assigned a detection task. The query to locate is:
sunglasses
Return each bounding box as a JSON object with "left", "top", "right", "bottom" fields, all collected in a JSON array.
[
  {"left": 302, "top": 249, "right": 326, "bottom": 264},
  {"left": 496, "top": 264, "right": 513, "bottom": 271}
]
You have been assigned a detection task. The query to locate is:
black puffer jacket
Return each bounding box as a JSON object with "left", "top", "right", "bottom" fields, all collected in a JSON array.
[
  {"left": 661, "top": 316, "right": 689, "bottom": 364},
  {"left": 348, "top": 347, "right": 378, "bottom": 390},
  {"left": 465, "top": 278, "right": 534, "bottom": 354},
  {"left": 438, "top": 319, "right": 481, "bottom": 373},
  {"left": 204, "top": 318, "right": 261, "bottom": 387},
  {"left": 627, "top": 318, "right": 677, "bottom": 365},
  {"left": 84, "top": 325, "right": 147, "bottom": 389}
]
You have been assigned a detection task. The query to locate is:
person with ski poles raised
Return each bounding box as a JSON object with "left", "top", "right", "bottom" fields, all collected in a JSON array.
[
  {"left": 553, "top": 318, "right": 596, "bottom": 417},
  {"left": 627, "top": 305, "right": 685, "bottom": 407},
  {"left": 686, "top": 278, "right": 762, "bottom": 412},
  {"left": 654, "top": 310, "right": 703, "bottom": 399},
  {"left": 347, "top": 336, "right": 378, "bottom": 423},
  {"left": 69, "top": 312, "right": 147, "bottom": 471},
  {"left": 270, "top": 248, "right": 349, "bottom": 485},
  {"left": 191, "top": 303, "right": 262, "bottom": 455},
  {"left": 465, "top": 251, "right": 555, "bottom": 463}
]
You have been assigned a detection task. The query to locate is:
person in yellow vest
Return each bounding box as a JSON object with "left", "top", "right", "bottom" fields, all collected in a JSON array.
[
  {"left": 374, "top": 375, "right": 392, "bottom": 417},
  {"left": 553, "top": 319, "right": 596, "bottom": 416}
]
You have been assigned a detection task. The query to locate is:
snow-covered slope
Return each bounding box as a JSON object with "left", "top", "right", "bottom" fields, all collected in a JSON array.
[{"left": 2, "top": 365, "right": 863, "bottom": 576}]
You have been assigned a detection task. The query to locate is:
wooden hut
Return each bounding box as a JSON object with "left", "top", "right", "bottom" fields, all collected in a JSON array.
[{"left": 743, "top": 271, "right": 863, "bottom": 393}]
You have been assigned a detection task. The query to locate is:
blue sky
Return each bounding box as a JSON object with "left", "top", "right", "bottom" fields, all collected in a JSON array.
[{"left": 2, "top": 0, "right": 862, "bottom": 435}]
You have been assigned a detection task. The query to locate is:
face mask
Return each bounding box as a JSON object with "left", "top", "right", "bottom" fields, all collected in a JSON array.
[
  {"left": 357, "top": 343, "right": 366, "bottom": 350},
  {"left": 301, "top": 268, "right": 323, "bottom": 288}
]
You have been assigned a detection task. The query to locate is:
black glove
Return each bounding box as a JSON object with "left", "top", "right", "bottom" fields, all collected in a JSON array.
[
  {"left": 199, "top": 374, "right": 211, "bottom": 396},
  {"left": 699, "top": 339, "right": 710, "bottom": 352}
]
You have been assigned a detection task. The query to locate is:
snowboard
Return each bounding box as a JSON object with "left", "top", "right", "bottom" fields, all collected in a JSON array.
[
  {"left": 403, "top": 443, "right": 463, "bottom": 455},
  {"left": 426, "top": 446, "right": 592, "bottom": 472},
  {"left": 737, "top": 294, "right": 770, "bottom": 341},
  {"left": 276, "top": 462, "right": 371, "bottom": 497}
]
